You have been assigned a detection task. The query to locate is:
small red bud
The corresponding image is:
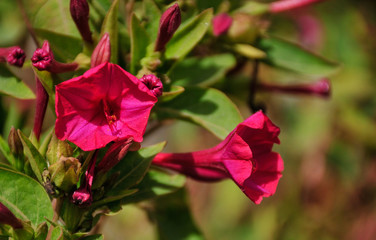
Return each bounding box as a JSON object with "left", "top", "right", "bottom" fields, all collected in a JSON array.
[
  {"left": 70, "top": 0, "right": 93, "bottom": 44},
  {"left": 154, "top": 3, "right": 181, "bottom": 52},
  {"left": 72, "top": 152, "right": 96, "bottom": 206},
  {"left": 212, "top": 13, "right": 233, "bottom": 37},
  {"left": 31, "top": 41, "right": 78, "bottom": 73},
  {"left": 97, "top": 138, "right": 133, "bottom": 174},
  {"left": 0, "top": 46, "right": 26, "bottom": 67},
  {"left": 140, "top": 74, "right": 163, "bottom": 97},
  {"left": 0, "top": 202, "right": 23, "bottom": 229},
  {"left": 91, "top": 33, "right": 111, "bottom": 68},
  {"left": 8, "top": 127, "right": 23, "bottom": 158}
]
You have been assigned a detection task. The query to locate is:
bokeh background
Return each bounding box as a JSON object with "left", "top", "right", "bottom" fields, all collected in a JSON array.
[{"left": 1, "top": 0, "right": 376, "bottom": 239}]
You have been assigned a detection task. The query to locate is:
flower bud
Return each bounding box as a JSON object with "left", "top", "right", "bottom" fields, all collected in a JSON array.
[
  {"left": 8, "top": 127, "right": 23, "bottom": 158},
  {"left": 72, "top": 153, "right": 96, "bottom": 206},
  {"left": 154, "top": 3, "right": 181, "bottom": 52},
  {"left": 96, "top": 138, "right": 134, "bottom": 175},
  {"left": 70, "top": 0, "right": 93, "bottom": 44},
  {"left": 227, "top": 13, "right": 260, "bottom": 44},
  {"left": 33, "top": 77, "right": 48, "bottom": 140},
  {"left": 31, "top": 41, "right": 78, "bottom": 73},
  {"left": 49, "top": 157, "right": 81, "bottom": 192},
  {"left": 140, "top": 74, "right": 163, "bottom": 97},
  {"left": 46, "top": 133, "right": 74, "bottom": 165},
  {"left": 212, "top": 13, "right": 233, "bottom": 37},
  {"left": 0, "top": 201, "right": 23, "bottom": 229},
  {"left": 91, "top": 33, "right": 111, "bottom": 68},
  {"left": 0, "top": 46, "right": 26, "bottom": 67}
]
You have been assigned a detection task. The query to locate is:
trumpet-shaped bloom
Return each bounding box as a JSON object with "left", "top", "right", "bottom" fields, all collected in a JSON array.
[
  {"left": 152, "top": 111, "right": 284, "bottom": 204},
  {"left": 55, "top": 62, "right": 157, "bottom": 151}
]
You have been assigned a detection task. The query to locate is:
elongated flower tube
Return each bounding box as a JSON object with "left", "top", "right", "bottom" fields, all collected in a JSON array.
[
  {"left": 70, "top": 0, "right": 93, "bottom": 44},
  {"left": 152, "top": 111, "right": 284, "bottom": 204},
  {"left": 212, "top": 13, "right": 233, "bottom": 37},
  {"left": 91, "top": 33, "right": 111, "bottom": 68},
  {"left": 259, "top": 78, "right": 331, "bottom": 98},
  {"left": 72, "top": 153, "right": 96, "bottom": 206},
  {"left": 0, "top": 202, "right": 23, "bottom": 229},
  {"left": 31, "top": 41, "right": 78, "bottom": 73},
  {"left": 154, "top": 3, "right": 181, "bottom": 52},
  {"left": 33, "top": 76, "right": 49, "bottom": 140},
  {"left": 55, "top": 62, "right": 158, "bottom": 151},
  {"left": 0, "top": 46, "right": 26, "bottom": 67},
  {"left": 270, "top": 0, "right": 326, "bottom": 13}
]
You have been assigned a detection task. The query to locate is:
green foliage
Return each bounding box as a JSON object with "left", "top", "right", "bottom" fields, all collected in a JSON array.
[
  {"left": 0, "top": 167, "right": 53, "bottom": 228},
  {"left": 130, "top": 14, "right": 150, "bottom": 74},
  {"left": 0, "top": 65, "right": 35, "bottom": 100},
  {"left": 169, "top": 54, "right": 236, "bottom": 87},
  {"left": 258, "top": 36, "right": 339, "bottom": 76},
  {"left": 157, "top": 87, "right": 243, "bottom": 139},
  {"left": 165, "top": 9, "right": 213, "bottom": 60},
  {"left": 100, "top": 0, "right": 119, "bottom": 63}
]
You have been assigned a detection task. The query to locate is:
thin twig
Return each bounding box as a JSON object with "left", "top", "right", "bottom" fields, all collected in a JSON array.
[
  {"left": 46, "top": 198, "right": 63, "bottom": 240},
  {"left": 248, "top": 60, "right": 259, "bottom": 112}
]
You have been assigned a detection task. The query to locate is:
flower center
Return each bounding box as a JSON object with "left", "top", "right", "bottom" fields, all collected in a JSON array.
[
  {"left": 102, "top": 100, "right": 119, "bottom": 135},
  {"left": 251, "top": 159, "right": 257, "bottom": 174}
]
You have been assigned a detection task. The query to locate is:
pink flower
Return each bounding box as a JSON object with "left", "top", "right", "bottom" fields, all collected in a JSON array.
[
  {"left": 212, "top": 13, "right": 233, "bottom": 37},
  {"left": 152, "top": 111, "right": 284, "bottom": 204},
  {"left": 55, "top": 62, "right": 158, "bottom": 151}
]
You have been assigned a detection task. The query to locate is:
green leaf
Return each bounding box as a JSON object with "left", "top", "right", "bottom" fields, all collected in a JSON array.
[
  {"left": 35, "top": 29, "right": 82, "bottom": 62},
  {"left": 165, "top": 9, "right": 213, "bottom": 60},
  {"left": 154, "top": 189, "right": 204, "bottom": 240},
  {"left": 120, "top": 169, "right": 186, "bottom": 205},
  {"left": 0, "top": 65, "right": 35, "bottom": 99},
  {"left": 0, "top": 167, "right": 53, "bottom": 228},
  {"left": 0, "top": 135, "right": 16, "bottom": 167},
  {"left": 17, "top": 130, "right": 47, "bottom": 183},
  {"left": 143, "top": 0, "right": 161, "bottom": 42},
  {"left": 26, "top": 0, "right": 80, "bottom": 39},
  {"left": 101, "top": 0, "right": 119, "bottom": 63},
  {"left": 159, "top": 85, "right": 185, "bottom": 102},
  {"left": 258, "top": 36, "right": 339, "bottom": 76},
  {"left": 157, "top": 87, "right": 243, "bottom": 140},
  {"left": 130, "top": 14, "right": 150, "bottom": 74},
  {"left": 169, "top": 54, "right": 236, "bottom": 87},
  {"left": 106, "top": 142, "right": 166, "bottom": 196}
]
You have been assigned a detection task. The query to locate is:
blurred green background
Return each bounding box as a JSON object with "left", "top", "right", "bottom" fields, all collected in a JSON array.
[{"left": 1, "top": 0, "right": 376, "bottom": 239}]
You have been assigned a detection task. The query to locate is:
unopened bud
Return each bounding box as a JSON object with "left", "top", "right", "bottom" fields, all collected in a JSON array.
[
  {"left": 212, "top": 13, "right": 233, "bottom": 37},
  {"left": 8, "top": 127, "right": 23, "bottom": 158},
  {"left": 72, "top": 153, "right": 96, "bottom": 206},
  {"left": 259, "top": 78, "right": 331, "bottom": 98},
  {"left": 0, "top": 46, "right": 26, "bottom": 67},
  {"left": 270, "top": 0, "right": 326, "bottom": 13},
  {"left": 31, "top": 41, "right": 78, "bottom": 73},
  {"left": 227, "top": 13, "right": 260, "bottom": 44},
  {"left": 0, "top": 202, "right": 23, "bottom": 229},
  {"left": 70, "top": 0, "right": 93, "bottom": 44},
  {"left": 140, "top": 74, "right": 163, "bottom": 97},
  {"left": 97, "top": 138, "right": 133, "bottom": 175},
  {"left": 91, "top": 33, "right": 111, "bottom": 68},
  {"left": 49, "top": 157, "right": 81, "bottom": 192},
  {"left": 154, "top": 3, "right": 181, "bottom": 52},
  {"left": 33, "top": 77, "right": 48, "bottom": 140}
]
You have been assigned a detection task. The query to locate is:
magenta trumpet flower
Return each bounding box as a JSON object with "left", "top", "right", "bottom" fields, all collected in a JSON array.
[
  {"left": 55, "top": 62, "right": 158, "bottom": 151},
  {"left": 152, "top": 111, "right": 284, "bottom": 204}
]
